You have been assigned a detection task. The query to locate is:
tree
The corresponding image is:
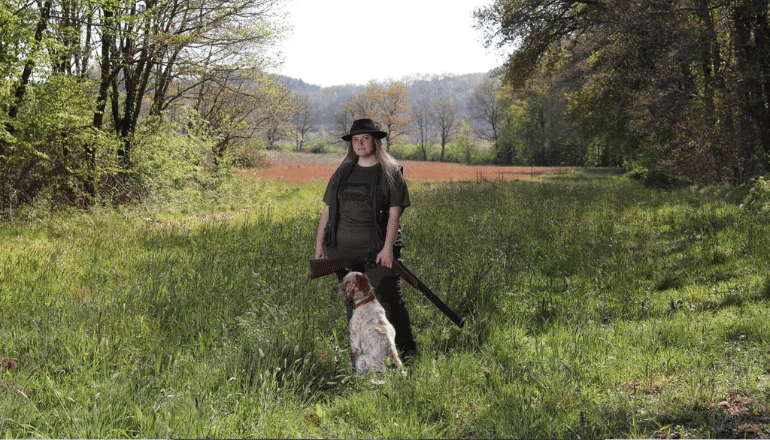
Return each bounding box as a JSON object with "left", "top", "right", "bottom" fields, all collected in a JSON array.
[
  {"left": 262, "top": 84, "right": 299, "bottom": 150},
  {"left": 730, "top": 0, "right": 770, "bottom": 179},
  {"left": 108, "top": 0, "right": 287, "bottom": 162},
  {"left": 371, "top": 80, "right": 412, "bottom": 150},
  {"left": 342, "top": 81, "right": 412, "bottom": 150},
  {"left": 498, "top": 84, "right": 585, "bottom": 167},
  {"left": 431, "top": 96, "right": 459, "bottom": 162},
  {"left": 474, "top": 0, "right": 604, "bottom": 91},
  {"left": 291, "top": 94, "right": 314, "bottom": 151},
  {"left": 342, "top": 85, "right": 379, "bottom": 121},
  {"left": 468, "top": 76, "right": 504, "bottom": 142},
  {"left": 1, "top": 0, "right": 110, "bottom": 205},
  {"left": 331, "top": 106, "right": 357, "bottom": 145},
  {"left": 455, "top": 119, "right": 478, "bottom": 164},
  {"left": 410, "top": 92, "right": 434, "bottom": 160},
  {"left": 16, "top": 0, "right": 289, "bottom": 164},
  {"left": 4, "top": 0, "right": 51, "bottom": 125},
  {"left": 192, "top": 71, "right": 294, "bottom": 156}
]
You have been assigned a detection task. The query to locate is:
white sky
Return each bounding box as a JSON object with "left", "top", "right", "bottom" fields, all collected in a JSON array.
[{"left": 270, "top": 0, "right": 507, "bottom": 87}]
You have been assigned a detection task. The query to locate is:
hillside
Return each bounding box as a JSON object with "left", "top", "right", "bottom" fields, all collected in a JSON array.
[{"left": 278, "top": 71, "right": 495, "bottom": 132}]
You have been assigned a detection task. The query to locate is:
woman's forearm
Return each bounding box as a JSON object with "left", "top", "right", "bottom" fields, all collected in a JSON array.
[
  {"left": 376, "top": 206, "right": 402, "bottom": 268},
  {"left": 383, "top": 206, "right": 402, "bottom": 250},
  {"left": 315, "top": 205, "right": 330, "bottom": 258}
]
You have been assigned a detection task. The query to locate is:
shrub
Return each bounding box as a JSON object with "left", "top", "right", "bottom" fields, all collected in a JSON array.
[
  {"left": 389, "top": 142, "right": 427, "bottom": 161},
  {"left": 307, "top": 139, "right": 327, "bottom": 154},
  {"left": 1, "top": 75, "right": 121, "bottom": 213},
  {"left": 230, "top": 139, "right": 270, "bottom": 169},
  {"left": 130, "top": 110, "right": 232, "bottom": 208},
  {"left": 743, "top": 175, "right": 770, "bottom": 218}
]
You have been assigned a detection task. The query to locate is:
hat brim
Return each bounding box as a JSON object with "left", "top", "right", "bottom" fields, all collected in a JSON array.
[{"left": 342, "top": 130, "right": 388, "bottom": 142}]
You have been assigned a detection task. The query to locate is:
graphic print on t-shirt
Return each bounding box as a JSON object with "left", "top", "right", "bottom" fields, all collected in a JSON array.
[{"left": 336, "top": 165, "right": 378, "bottom": 252}]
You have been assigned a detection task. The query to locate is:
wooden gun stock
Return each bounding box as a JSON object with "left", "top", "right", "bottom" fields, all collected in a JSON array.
[
  {"left": 309, "top": 255, "right": 374, "bottom": 279},
  {"left": 309, "top": 257, "right": 465, "bottom": 328}
]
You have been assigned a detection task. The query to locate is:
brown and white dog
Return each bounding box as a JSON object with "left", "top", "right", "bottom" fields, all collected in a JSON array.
[{"left": 334, "top": 271, "right": 403, "bottom": 375}]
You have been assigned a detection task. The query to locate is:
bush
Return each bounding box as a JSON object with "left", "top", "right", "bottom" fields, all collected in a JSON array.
[
  {"left": 743, "top": 175, "right": 770, "bottom": 218},
  {"left": 443, "top": 142, "right": 496, "bottom": 165},
  {"left": 230, "top": 140, "right": 270, "bottom": 169},
  {"left": 235, "top": 146, "right": 271, "bottom": 169},
  {"left": 1, "top": 75, "right": 121, "bottom": 213},
  {"left": 130, "top": 111, "right": 232, "bottom": 208},
  {"left": 390, "top": 141, "right": 496, "bottom": 165},
  {"left": 307, "top": 139, "right": 327, "bottom": 154},
  {"left": 389, "top": 143, "right": 427, "bottom": 161}
]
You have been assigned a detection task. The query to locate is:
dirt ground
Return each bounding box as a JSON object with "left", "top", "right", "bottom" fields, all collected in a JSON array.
[{"left": 251, "top": 151, "right": 570, "bottom": 182}]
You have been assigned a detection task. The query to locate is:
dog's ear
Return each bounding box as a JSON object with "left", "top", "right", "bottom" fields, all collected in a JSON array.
[{"left": 354, "top": 272, "right": 371, "bottom": 293}]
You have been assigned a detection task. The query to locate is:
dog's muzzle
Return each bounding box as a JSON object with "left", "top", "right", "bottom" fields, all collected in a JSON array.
[{"left": 333, "top": 283, "right": 346, "bottom": 298}]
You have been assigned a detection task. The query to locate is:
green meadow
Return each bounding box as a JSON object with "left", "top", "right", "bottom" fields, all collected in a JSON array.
[{"left": 2, "top": 169, "right": 769, "bottom": 439}]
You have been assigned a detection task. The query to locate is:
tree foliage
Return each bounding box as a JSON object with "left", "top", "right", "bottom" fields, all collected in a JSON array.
[
  {"left": 341, "top": 80, "right": 412, "bottom": 150},
  {"left": 2, "top": 75, "right": 121, "bottom": 209},
  {"left": 291, "top": 94, "right": 314, "bottom": 151},
  {"left": 1, "top": 0, "right": 290, "bottom": 211},
  {"left": 467, "top": 76, "right": 505, "bottom": 142},
  {"left": 432, "top": 95, "right": 459, "bottom": 162},
  {"left": 476, "top": 0, "right": 770, "bottom": 184},
  {"left": 410, "top": 91, "right": 435, "bottom": 160}
]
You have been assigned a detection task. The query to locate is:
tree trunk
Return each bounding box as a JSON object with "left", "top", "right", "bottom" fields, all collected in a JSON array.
[
  {"left": 695, "top": 0, "right": 720, "bottom": 123},
  {"left": 8, "top": 1, "right": 52, "bottom": 120},
  {"left": 732, "top": 0, "right": 770, "bottom": 177},
  {"left": 93, "top": 6, "right": 114, "bottom": 130}
]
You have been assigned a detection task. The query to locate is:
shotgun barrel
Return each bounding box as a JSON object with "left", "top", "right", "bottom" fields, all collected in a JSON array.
[{"left": 390, "top": 260, "right": 465, "bottom": 328}]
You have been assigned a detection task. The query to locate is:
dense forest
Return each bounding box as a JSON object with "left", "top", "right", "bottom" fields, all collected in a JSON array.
[
  {"left": 476, "top": 0, "right": 770, "bottom": 186},
  {"left": 1, "top": 0, "right": 769, "bottom": 213}
]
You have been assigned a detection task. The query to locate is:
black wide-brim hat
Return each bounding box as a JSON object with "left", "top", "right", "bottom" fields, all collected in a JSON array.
[{"left": 341, "top": 118, "right": 388, "bottom": 141}]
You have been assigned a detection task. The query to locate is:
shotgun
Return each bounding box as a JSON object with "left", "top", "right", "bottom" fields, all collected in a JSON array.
[{"left": 309, "top": 256, "right": 465, "bottom": 328}]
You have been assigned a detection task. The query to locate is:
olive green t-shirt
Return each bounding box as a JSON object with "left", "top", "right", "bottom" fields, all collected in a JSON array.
[{"left": 323, "top": 163, "right": 410, "bottom": 252}]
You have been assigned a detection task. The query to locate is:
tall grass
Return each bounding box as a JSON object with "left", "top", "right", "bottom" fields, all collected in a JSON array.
[{"left": 1, "top": 169, "right": 769, "bottom": 438}]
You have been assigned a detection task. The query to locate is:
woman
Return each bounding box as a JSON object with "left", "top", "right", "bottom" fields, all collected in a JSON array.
[{"left": 314, "top": 118, "right": 417, "bottom": 359}]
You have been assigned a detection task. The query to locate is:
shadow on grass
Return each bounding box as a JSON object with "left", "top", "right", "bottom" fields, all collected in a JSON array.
[{"left": 596, "top": 397, "right": 770, "bottom": 439}]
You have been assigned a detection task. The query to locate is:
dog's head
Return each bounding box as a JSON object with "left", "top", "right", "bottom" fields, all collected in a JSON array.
[{"left": 334, "top": 271, "right": 372, "bottom": 299}]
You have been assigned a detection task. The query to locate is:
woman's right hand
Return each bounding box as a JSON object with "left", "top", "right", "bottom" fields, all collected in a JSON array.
[{"left": 314, "top": 246, "right": 326, "bottom": 260}]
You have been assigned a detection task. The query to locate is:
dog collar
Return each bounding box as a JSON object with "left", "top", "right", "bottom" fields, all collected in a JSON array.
[{"left": 353, "top": 293, "right": 376, "bottom": 310}]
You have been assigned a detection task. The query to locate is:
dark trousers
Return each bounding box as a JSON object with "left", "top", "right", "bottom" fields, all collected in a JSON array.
[{"left": 326, "top": 247, "right": 417, "bottom": 358}]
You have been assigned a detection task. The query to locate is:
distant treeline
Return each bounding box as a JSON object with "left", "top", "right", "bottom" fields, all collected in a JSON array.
[
  {"left": 278, "top": 72, "right": 487, "bottom": 127},
  {"left": 278, "top": 73, "right": 503, "bottom": 163}
]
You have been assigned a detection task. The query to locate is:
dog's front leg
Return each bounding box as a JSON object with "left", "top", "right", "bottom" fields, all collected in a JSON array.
[{"left": 349, "top": 346, "right": 361, "bottom": 373}]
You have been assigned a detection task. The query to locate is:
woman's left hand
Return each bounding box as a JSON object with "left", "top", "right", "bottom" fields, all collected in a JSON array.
[{"left": 376, "top": 248, "right": 394, "bottom": 269}]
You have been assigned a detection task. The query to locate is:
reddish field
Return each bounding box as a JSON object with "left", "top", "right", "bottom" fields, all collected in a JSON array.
[{"left": 252, "top": 152, "right": 571, "bottom": 182}]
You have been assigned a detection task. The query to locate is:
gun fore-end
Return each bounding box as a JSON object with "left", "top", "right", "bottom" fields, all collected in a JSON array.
[{"left": 309, "top": 259, "right": 348, "bottom": 279}]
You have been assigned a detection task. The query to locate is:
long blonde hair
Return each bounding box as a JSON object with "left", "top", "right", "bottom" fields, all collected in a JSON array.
[{"left": 341, "top": 137, "right": 402, "bottom": 190}]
